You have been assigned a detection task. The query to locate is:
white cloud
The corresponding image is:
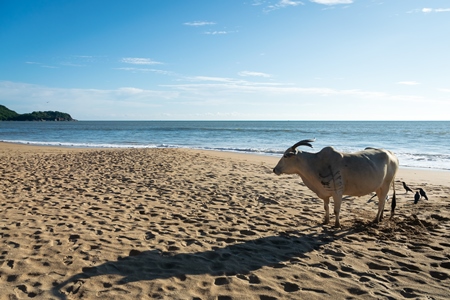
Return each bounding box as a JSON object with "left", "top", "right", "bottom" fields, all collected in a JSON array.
[
  {"left": 120, "top": 57, "right": 162, "bottom": 65},
  {"left": 114, "top": 67, "right": 173, "bottom": 76},
  {"left": 184, "top": 21, "right": 216, "bottom": 26},
  {"left": 164, "top": 79, "right": 427, "bottom": 104},
  {"left": 435, "top": 8, "right": 450, "bottom": 12},
  {"left": 187, "top": 76, "right": 236, "bottom": 83},
  {"left": 118, "top": 87, "right": 145, "bottom": 95},
  {"left": 310, "top": 0, "right": 353, "bottom": 5},
  {"left": 183, "top": 20, "right": 232, "bottom": 35},
  {"left": 422, "top": 8, "right": 450, "bottom": 13},
  {"left": 238, "top": 71, "right": 272, "bottom": 78},
  {"left": 277, "top": 0, "right": 303, "bottom": 7},
  {"left": 25, "top": 61, "right": 58, "bottom": 68},
  {"left": 397, "top": 81, "right": 420, "bottom": 85},
  {"left": 264, "top": 0, "right": 303, "bottom": 12},
  {"left": 203, "top": 31, "right": 229, "bottom": 35}
]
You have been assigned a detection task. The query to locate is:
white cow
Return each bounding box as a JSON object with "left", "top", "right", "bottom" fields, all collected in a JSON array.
[{"left": 273, "top": 139, "right": 399, "bottom": 227}]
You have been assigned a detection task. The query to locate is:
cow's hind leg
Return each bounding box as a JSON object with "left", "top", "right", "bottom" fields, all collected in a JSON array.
[
  {"left": 374, "top": 187, "right": 388, "bottom": 223},
  {"left": 323, "top": 197, "right": 330, "bottom": 225},
  {"left": 390, "top": 180, "right": 396, "bottom": 219}
]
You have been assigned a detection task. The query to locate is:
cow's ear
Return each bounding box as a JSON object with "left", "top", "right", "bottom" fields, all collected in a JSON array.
[{"left": 283, "top": 151, "right": 296, "bottom": 158}]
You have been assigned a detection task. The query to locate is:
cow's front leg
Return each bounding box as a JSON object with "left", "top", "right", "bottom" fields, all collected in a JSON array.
[
  {"left": 333, "top": 195, "right": 342, "bottom": 228},
  {"left": 323, "top": 197, "right": 330, "bottom": 224}
]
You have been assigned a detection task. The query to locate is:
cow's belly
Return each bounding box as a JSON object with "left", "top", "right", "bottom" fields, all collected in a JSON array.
[{"left": 343, "top": 179, "right": 383, "bottom": 197}]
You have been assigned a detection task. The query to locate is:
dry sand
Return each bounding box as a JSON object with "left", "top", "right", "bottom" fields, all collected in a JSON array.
[{"left": 0, "top": 142, "right": 449, "bottom": 300}]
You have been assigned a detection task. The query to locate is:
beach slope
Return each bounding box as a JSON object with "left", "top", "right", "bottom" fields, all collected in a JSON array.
[{"left": 1, "top": 143, "right": 449, "bottom": 299}]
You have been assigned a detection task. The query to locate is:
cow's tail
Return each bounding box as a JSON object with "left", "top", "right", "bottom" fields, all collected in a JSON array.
[{"left": 390, "top": 179, "right": 396, "bottom": 219}]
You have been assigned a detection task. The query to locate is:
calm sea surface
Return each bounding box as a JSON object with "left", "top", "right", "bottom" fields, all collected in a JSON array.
[{"left": 1, "top": 121, "right": 449, "bottom": 171}]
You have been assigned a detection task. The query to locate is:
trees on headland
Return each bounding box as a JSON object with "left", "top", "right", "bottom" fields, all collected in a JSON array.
[
  {"left": 0, "top": 105, "right": 19, "bottom": 120},
  {"left": 0, "top": 105, "right": 76, "bottom": 121}
]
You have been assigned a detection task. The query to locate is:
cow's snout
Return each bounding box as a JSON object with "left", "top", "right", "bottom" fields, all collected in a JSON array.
[{"left": 273, "top": 167, "right": 280, "bottom": 175}]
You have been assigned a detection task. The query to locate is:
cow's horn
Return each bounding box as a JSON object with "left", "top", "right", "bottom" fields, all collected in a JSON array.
[{"left": 292, "top": 138, "right": 315, "bottom": 150}]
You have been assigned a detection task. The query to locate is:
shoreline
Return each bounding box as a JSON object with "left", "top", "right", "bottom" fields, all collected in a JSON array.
[
  {"left": 2, "top": 120, "right": 449, "bottom": 171},
  {"left": 1, "top": 141, "right": 449, "bottom": 175}
]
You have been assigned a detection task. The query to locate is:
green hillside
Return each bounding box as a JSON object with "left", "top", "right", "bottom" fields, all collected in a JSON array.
[
  {"left": 0, "top": 105, "right": 19, "bottom": 121},
  {"left": 0, "top": 105, "right": 75, "bottom": 121}
]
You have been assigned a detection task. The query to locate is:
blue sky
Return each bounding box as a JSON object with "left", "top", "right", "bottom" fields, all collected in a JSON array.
[{"left": 1, "top": 0, "right": 449, "bottom": 120}]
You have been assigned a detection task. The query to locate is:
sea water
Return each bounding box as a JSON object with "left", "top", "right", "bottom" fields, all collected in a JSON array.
[{"left": 1, "top": 121, "right": 449, "bottom": 171}]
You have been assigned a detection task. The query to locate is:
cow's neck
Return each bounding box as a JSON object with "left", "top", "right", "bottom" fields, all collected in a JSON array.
[{"left": 295, "top": 152, "right": 329, "bottom": 199}]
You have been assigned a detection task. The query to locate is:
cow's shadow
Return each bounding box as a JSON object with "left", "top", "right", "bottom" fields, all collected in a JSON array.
[{"left": 51, "top": 227, "right": 358, "bottom": 299}]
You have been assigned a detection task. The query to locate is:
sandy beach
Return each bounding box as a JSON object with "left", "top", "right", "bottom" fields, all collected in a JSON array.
[{"left": 1, "top": 142, "right": 449, "bottom": 300}]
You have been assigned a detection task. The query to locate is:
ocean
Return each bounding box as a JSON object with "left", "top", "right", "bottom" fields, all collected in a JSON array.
[{"left": 0, "top": 121, "right": 449, "bottom": 171}]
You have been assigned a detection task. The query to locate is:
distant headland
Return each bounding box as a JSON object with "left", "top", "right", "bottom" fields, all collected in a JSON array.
[{"left": 0, "top": 105, "right": 76, "bottom": 121}]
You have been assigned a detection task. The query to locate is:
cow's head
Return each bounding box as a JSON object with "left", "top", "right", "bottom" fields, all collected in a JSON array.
[{"left": 273, "top": 138, "right": 315, "bottom": 175}]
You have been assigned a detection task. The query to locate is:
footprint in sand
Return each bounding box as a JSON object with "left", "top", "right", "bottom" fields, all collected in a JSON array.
[
  {"left": 68, "top": 234, "right": 80, "bottom": 242},
  {"left": 248, "top": 274, "right": 261, "bottom": 284},
  {"left": 367, "top": 262, "right": 390, "bottom": 271},
  {"left": 7, "top": 275, "right": 18, "bottom": 282},
  {"left": 7, "top": 260, "right": 14, "bottom": 269},
  {"left": 381, "top": 248, "right": 408, "bottom": 258},
  {"left": 63, "top": 256, "right": 73, "bottom": 266},
  {"left": 15, "top": 284, "right": 38, "bottom": 298},
  {"left": 259, "top": 296, "right": 278, "bottom": 300},
  {"left": 430, "top": 271, "right": 449, "bottom": 280},
  {"left": 400, "top": 288, "right": 420, "bottom": 298},
  {"left": 8, "top": 241, "right": 20, "bottom": 248},
  {"left": 282, "top": 281, "right": 300, "bottom": 292},
  {"left": 66, "top": 280, "right": 84, "bottom": 295},
  {"left": 347, "top": 287, "right": 368, "bottom": 296},
  {"left": 236, "top": 274, "right": 261, "bottom": 284},
  {"left": 214, "top": 277, "right": 230, "bottom": 286},
  {"left": 239, "top": 230, "right": 257, "bottom": 236},
  {"left": 397, "top": 261, "right": 422, "bottom": 273}
]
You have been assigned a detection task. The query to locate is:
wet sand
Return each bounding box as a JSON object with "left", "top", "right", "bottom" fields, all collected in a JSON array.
[{"left": 1, "top": 142, "right": 449, "bottom": 299}]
